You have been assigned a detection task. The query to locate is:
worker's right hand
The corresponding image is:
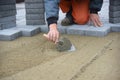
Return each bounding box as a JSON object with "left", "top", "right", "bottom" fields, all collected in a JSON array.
[{"left": 43, "top": 23, "right": 59, "bottom": 44}]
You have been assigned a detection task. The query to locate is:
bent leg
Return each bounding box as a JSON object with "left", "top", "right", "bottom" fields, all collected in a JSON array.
[
  {"left": 59, "top": 0, "right": 72, "bottom": 13},
  {"left": 72, "top": 0, "right": 90, "bottom": 24}
]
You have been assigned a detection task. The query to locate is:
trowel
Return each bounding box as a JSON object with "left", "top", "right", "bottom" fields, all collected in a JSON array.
[{"left": 43, "top": 34, "right": 76, "bottom": 52}]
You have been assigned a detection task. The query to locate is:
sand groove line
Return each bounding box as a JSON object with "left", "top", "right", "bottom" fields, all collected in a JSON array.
[
  {"left": 70, "top": 39, "right": 114, "bottom": 80},
  {"left": 0, "top": 36, "right": 96, "bottom": 79},
  {"left": 0, "top": 39, "right": 54, "bottom": 78},
  {"left": 0, "top": 33, "right": 119, "bottom": 80},
  {"left": 0, "top": 39, "right": 48, "bottom": 54}
]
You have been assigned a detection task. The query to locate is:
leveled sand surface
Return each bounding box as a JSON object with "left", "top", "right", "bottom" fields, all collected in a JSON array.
[{"left": 0, "top": 32, "right": 120, "bottom": 80}]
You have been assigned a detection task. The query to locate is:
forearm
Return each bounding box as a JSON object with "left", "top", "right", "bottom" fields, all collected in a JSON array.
[
  {"left": 44, "top": 0, "right": 59, "bottom": 27},
  {"left": 90, "top": 0, "right": 103, "bottom": 14}
]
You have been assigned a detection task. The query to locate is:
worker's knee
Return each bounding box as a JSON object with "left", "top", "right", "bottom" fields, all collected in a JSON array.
[{"left": 59, "top": 0, "right": 71, "bottom": 13}]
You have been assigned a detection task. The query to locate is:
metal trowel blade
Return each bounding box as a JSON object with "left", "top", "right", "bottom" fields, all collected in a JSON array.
[{"left": 68, "top": 44, "right": 76, "bottom": 52}]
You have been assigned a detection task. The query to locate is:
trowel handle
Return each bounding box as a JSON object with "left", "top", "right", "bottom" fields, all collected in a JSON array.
[{"left": 43, "top": 34, "right": 49, "bottom": 39}]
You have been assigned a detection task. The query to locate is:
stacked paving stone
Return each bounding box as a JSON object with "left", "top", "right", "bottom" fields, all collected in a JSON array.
[
  {"left": 109, "top": 0, "right": 120, "bottom": 23},
  {"left": 0, "top": 0, "right": 19, "bottom": 41},
  {"left": 25, "top": 0, "right": 45, "bottom": 25},
  {"left": 0, "top": 0, "right": 41, "bottom": 41},
  {"left": 0, "top": 0, "right": 16, "bottom": 30}
]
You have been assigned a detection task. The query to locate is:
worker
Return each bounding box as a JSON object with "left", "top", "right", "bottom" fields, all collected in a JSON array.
[{"left": 44, "top": 0, "right": 103, "bottom": 43}]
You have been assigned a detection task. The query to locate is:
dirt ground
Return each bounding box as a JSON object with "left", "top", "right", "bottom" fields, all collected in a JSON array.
[{"left": 0, "top": 32, "right": 120, "bottom": 80}]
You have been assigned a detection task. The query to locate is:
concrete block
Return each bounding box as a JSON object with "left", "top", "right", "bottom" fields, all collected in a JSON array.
[
  {"left": 0, "top": 16, "right": 16, "bottom": 23},
  {"left": 109, "top": 5, "right": 120, "bottom": 11},
  {"left": 0, "top": 5, "right": 16, "bottom": 11},
  {"left": 67, "top": 24, "right": 111, "bottom": 37},
  {"left": 38, "top": 24, "right": 67, "bottom": 34},
  {"left": 57, "top": 24, "right": 67, "bottom": 34},
  {"left": 26, "top": 20, "right": 46, "bottom": 25},
  {"left": 84, "top": 24, "right": 111, "bottom": 37},
  {"left": 26, "top": 9, "right": 44, "bottom": 14},
  {"left": 111, "top": 23, "right": 120, "bottom": 32},
  {"left": 38, "top": 25, "right": 48, "bottom": 33},
  {"left": 15, "top": 26, "right": 41, "bottom": 36},
  {"left": 0, "top": 0, "right": 16, "bottom": 5},
  {"left": 0, "top": 29, "right": 22, "bottom": 41},
  {"left": 0, "top": 21, "right": 16, "bottom": 30},
  {"left": 25, "top": 0, "right": 43, "bottom": 3},
  {"left": 109, "top": 17, "right": 120, "bottom": 23},
  {"left": 0, "top": 27, "right": 2, "bottom": 30},
  {"left": 0, "top": 10, "right": 16, "bottom": 18},
  {"left": 110, "top": 0, "right": 120, "bottom": 6},
  {"left": 67, "top": 25, "right": 87, "bottom": 35},
  {"left": 25, "top": 3, "right": 44, "bottom": 9},
  {"left": 26, "top": 14, "right": 45, "bottom": 20},
  {"left": 109, "top": 11, "right": 120, "bottom": 18}
]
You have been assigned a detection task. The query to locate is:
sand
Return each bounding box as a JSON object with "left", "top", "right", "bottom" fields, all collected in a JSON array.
[
  {"left": 0, "top": 32, "right": 120, "bottom": 80},
  {"left": 0, "top": 33, "right": 65, "bottom": 78}
]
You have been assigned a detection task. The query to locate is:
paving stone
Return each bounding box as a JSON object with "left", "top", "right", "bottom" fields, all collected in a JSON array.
[
  {"left": 0, "top": 5, "right": 16, "bottom": 11},
  {"left": 38, "top": 25, "right": 48, "bottom": 33},
  {"left": 0, "top": 16, "right": 16, "bottom": 23},
  {"left": 0, "top": 27, "right": 2, "bottom": 30},
  {"left": 15, "top": 26, "right": 41, "bottom": 36},
  {"left": 57, "top": 24, "right": 67, "bottom": 34},
  {"left": 109, "top": 11, "right": 120, "bottom": 18},
  {"left": 25, "top": 0, "right": 43, "bottom": 3},
  {"left": 84, "top": 24, "right": 111, "bottom": 37},
  {"left": 0, "top": 29, "right": 22, "bottom": 41},
  {"left": 25, "top": 3, "right": 44, "bottom": 9},
  {"left": 26, "top": 14, "right": 45, "bottom": 20},
  {"left": 0, "top": 10, "right": 16, "bottom": 18},
  {"left": 67, "top": 25, "right": 86, "bottom": 36},
  {"left": 0, "top": 0, "right": 16, "bottom": 5},
  {"left": 111, "top": 23, "right": 120, "bottom": 32},
  {"left": 67, "top": 24, "right": 111, "bottom": 37},
  {"left": 38, "top": 24, "right": 67, "bottom": 34},
  {"left": 109, "top": 17, "right": 120, "bottom": 23},
  {"left": 110, "top": 0, "right": 120, "bottom": 6},
  {"left": 26, "top": 20, "right": 46, "bottom": 25},
  {"left": 26, "top": 9, "right": 44, "bottom": 14},
  {"left": 0, "top": 21, "right": 16, "bottom": 30},
  {"left": 109, "top": 5, "right": 120, "bottom": 11}
]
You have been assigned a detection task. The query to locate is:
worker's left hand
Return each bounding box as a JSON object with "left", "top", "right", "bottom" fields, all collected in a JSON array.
[{"left": 89, "top": 13, "right": 102, "bottom": 27}]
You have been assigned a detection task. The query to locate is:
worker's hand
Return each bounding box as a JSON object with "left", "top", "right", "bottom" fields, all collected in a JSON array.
[
  {"left": 89, "top": 13, "right": 102, "bottom": 27},
  {"left": 43, "top": 23, "right": 59, "bottom": 44}
]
